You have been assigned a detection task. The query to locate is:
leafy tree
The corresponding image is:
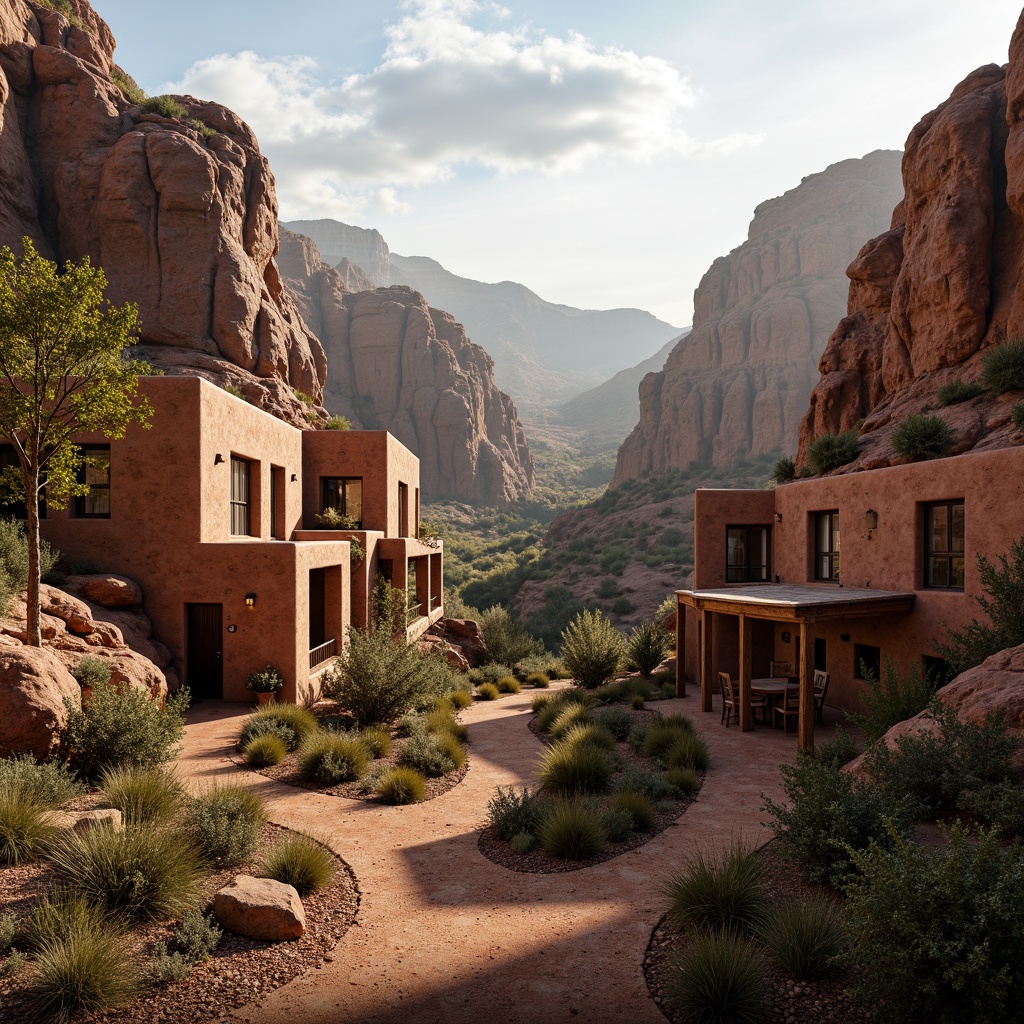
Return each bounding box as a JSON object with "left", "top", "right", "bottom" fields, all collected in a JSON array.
[{"left": 0, "top": 239, "right": 151, "bottom": 645}]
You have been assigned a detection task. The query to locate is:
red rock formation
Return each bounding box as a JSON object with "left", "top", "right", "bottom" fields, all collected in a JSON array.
[
  {"left": 0, "top": 0, "right": 325, "bottom": 427},
  {"left": 612, "top": 151, "right": 904, "bottom": 486},
  {"left": 278, "top": 229, "right": 535, "bottom": 505},
  {"left": 801, "top": 13, "right": 1024, "bottom": 467}
]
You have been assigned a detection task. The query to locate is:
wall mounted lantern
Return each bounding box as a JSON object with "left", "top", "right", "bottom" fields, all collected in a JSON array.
[
  {"left": 773, "top": 512, "right": 783, "bottom": 523},
  {"left": 781, "top": 631, "right": 791, "bottom": 643},
  {"left": 214, "top": 453, "right": 225, "bottom": 465},
  {"left": 864, "top": 509, "right": 878, "bottom": 531},
  {"left": 245, "top": 593, "right": 257, "bottom": 610},
  {"left": 291, "top": 473, "right": 298, "bottom": 482}
]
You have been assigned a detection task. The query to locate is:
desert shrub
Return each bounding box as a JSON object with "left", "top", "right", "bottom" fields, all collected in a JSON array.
[
  {"left": 375, "top": 766, "right": 426, "bottom": 804},
  {"left": 0, "top": 910, "right": 14, "bottom": 954},
  {"left": 475, "top": 682, "right": 500, "bottom": 701},
  {"left": 22, "top": 892, "right": 105, "bottom": 953},
  {"left": 71, "top": 655, "right": 111, "bottom": 689},
  {"left": 538, "top": 741, "right": 613, "bottom": 795},
  {"left": 1013, "top": 401, "right": 1024, "bottom": 429},
  {"left": 398, "top": 733, "right": 455, "bottom": 777},
  {"left": 595, "top": 678, "right": 654, "bottom": 705},
  {"left": 174, "top": 910, "right": 222, "bottom": 963},
  {"left": 981, "top": 337, "right": 1024, "bottom": 394},
  {"left": 479, "top": 605, "right": 543, "bottom": 665},
  {"left": 98, "top": 765, "right": 183, "bottom": 826},
  {"left": 510, "top": 831, "right": 534, "bottom": 854},
  {"left": 148, "top": 943, "right": 192, "bottom": 983},
  {"left": 424, "top": 710, "right": 467, "bottom": 743},
  {"left": 61, "top": 681, "right": 189, "bottom": 780},
  {"left": 142, "top": 95, "right": 188, "bottom": 119},
  {"left": 259, "top": 832, "right": 336, "bottom": 896},
  {"left": 360, "top": 724, "right": 393, "bottom": 758},
  {"left": 525, "top": 672, "right": 550, "bottom": 688},
  {"left": 615, "top": 764, "right": 676, "bottom": 800},
  {"left": 937, "top": 379, "right": 984, "bottom": 406},
  {"left": 665, "top": 766, "right": 700, "bottom": 796},
  {"left": 559, "top": 722, "right": 616, "bottom": 752},
  {"left": 0, "top": 786, "right": 59, "bottom": 864},
  {"left": 594, "top": 706, "right": 633, "bottom": 740},
  {"left": 627, "top": 722, "right": 650, "bottom": 754},
  {"left": 608, "top": 790, "right": 657, "bottom": 831},
  {"left": 496, "top": 675, "right": 521, "bottom": 694},
  {"left": 666, "top": 732, "right": 710, "bottom": 772},
  {"left": 560, "top": 609, "right": 624, "bottom": 688},
  {"left": 806, "top": 430, "right": 859, "bottom": 473},
  {"left": 771, "top": 455, "right": 797, "bottom": 484},
  {"left": 184, "top": 784, "right": 266, "bottom": 866},
  {"left": 0, "top": 517, "right": 59, "bottom": 605},
  {"left": 762, "top": 752, "right": 913, "bottom": 886},
  {"left": 627, "top": 620, "right": 670, "bottom": 677},
  {"left": 314, "top": 506, "right": 359, "bottom": 529},
  {"left": 663, "top": 843, "right": 767, "bottom": 934},
  {"left": 641, "top": 719, "right": 695, "bottom": 761},
  {"left": 612, "top": 597, "right": 634, "bottom": 615},
  {"left": 323, "top": 415, "right": 350, "bottom": 430},
  {"left": 297, "top": 733, "right": 369, "bottom": 785},
  {"left": 445, "top": 687, "right": 473, "bottom": 709},
  {"left": 468, "top": 662, "right": 513, "bottom": 685},
  {"left": 0, "top": 754, "right": 84, "bottom": 807},
  {"left": 891, "top": 413, "right": 954, "bottom": 461},
  {"left": 547, "top": 702, "right": 594, "bottom": 739},
  {"left": 486, "top": 786, "right": 547, "bottom": 840},
  {"left": 666, "top": 931, "right": 766, "bottom": 1024},
  {"left": 757, "top": 896, "right": 846, "bottom": 980},
  {"left": 50, "top": 823, "right": 204, "bottom": 922},
  {"left": 595, "top": 577, "right": 620, "bottom": 599},
  {"left": 325, "top": 623, "right": 440, "bottom": 726},
  {"left": 846, "top": 657, "right": 936, "bottom": 745},
  {"left": 434, "top": 733, "right": 468, "bottom": 770},
  {"left": 238, "top": 704, "right": 318, "bottom": 751},
  {"left": 939, "top": 536, "right": 1024, "bottom": 673},
  {"left": 814, "top": 727, "right": 858, "bottom": 767},
  {"left": 602, "top": 807, "right": 634, "bottom": 842},
  {"left": 537, "top": 799, "right": 606, "bottom": 859},
  {"left": 844, "top": 822, "right": 1024, "bottom": 1022},
  {"left": 111, "top": 65, "right": 147, "bottom": 105},
  {"left": 243, "top": 733, "right": 287, "bottom": 768}
]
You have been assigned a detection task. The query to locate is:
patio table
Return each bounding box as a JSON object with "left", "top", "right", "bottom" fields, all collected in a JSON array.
[{"left": 750, "top": 677, "right": 798, "bottom": 725}]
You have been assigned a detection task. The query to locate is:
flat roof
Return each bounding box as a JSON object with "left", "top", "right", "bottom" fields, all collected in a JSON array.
[{"left": 676, "top": 583, "right": 915, "bottom": 621}]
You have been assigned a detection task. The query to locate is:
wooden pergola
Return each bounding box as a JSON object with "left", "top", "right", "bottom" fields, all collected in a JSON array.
[{"left": 674, "top": 584, "right": 915, "bottom": 749}]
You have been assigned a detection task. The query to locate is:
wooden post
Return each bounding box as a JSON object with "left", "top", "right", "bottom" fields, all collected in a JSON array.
[
  {"left": 798, "top": 619, "right": 816, "bottom": 750},
  {"left": 675, "top": 599, "right": 686, "bottom": 698},
  {"left": 699, "top": 608, "right": 714, "bottom": 712},
  {"left": 739, "top": 613, "right": 753, "bottom": 732}
]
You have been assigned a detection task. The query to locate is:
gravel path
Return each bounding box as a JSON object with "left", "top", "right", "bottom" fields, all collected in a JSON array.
[{"left": 173, "top": 687, "right": 840, "bottom": 1024}]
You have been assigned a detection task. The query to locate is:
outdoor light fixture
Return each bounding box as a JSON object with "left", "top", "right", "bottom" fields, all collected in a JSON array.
[
  {"left": 214, "top": 453, "right": 225, "bottom": 465},
  {"left": 245, "top": 593, "right": 257, "bottom": 610},
  {"left": 291, "top": 473, "right": 297, "bottom": 482},
  {"left": 773, "top": 512, "right": 783, "bottom": 523},
  {"left": 840, "top": 633, "right": 851, "bottom": 642},
  {"left": 781, "top": 631, "right": 791, "bottom": 643},
  {"left": 864, "top": 509, "right": 878, "bottom": 530}
]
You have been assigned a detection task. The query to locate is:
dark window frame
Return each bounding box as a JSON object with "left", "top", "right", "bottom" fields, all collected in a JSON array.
[
  {"left": 73, "top": 445, "right": 110, "bottom": 519},
  {"left": 814, "top": 510, "right": 840, "bottom": 582},
  {"left": 725, "top": 524, "right": 771, "bottom": 583},
  {"left": 321, "top": 476, "right": 362, "bottom": 528},
  {"left": 923, "top": 500, "right": 965, "bottom": 590},
  {"left": 0, "top": 444, "right": 45, "bottom": 520},
  {"left": 230, "top": 456, "right": 251, "bottom": 537}
]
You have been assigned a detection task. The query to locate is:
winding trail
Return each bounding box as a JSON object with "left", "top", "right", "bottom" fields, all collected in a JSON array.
[{"left": 176, "top": 688, "right": 840, "bottom": 1024}]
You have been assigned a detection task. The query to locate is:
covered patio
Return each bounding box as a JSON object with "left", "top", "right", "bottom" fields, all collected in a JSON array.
[{"left": 675, "top": 584, "right": 915, "bottom": 748}]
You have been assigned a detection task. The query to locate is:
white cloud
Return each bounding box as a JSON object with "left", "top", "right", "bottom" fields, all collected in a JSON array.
[{"left": 165, "top": 0, "right": 700, "bottom": 218}]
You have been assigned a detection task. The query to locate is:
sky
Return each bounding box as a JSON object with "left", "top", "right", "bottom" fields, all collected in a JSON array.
[{"left": 96, "top": 0, "right": 1019, "bottom": 328}]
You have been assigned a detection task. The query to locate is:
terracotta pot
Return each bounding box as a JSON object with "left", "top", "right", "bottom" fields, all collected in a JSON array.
[{"left": 254, "top": 690, "right": 275, "bottom": 706}]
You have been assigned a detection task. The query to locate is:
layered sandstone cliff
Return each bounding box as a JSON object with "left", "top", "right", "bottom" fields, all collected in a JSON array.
[
  {"left": 612, "top": 151, "right": 905, "bottom": 486},
  {"left": 800, "top": 14, "right": 1024, "bottom": 467},
  {"left": 278, "top": 229, "right": 534, "bottom": 505},
  {"left": 0, "top": 0, "right": 325, "bottom": 426}
]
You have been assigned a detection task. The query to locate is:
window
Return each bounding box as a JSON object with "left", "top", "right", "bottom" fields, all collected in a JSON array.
[
  {"left": 0, "top": 444, "right": 44, "bottom": 520},
  {"left": 814, "top": 511, "right": 840, "bottom": 581},
  {"left": 270, "top": 466, "right": 285, "bottom": 539},
  {"left": 725, "top": 526, "right": 770, "bottom": 583},
  {"left": 398, "top": 482, "right": 409, "bottom": 537},
  {"left": 230, "top": 457, "right": 250, "bottom": 536},
  {"left": 321, "top": 477, "right": 362, "bottom": 527},
  {"left": 924, "top": 501, "right": 965, "bottom": 589},
  {"left": 74, "top": 445, "right": 110, "bottom": 518},
  {"left": 854, "top": 643, "right": 880, "bottom": 680}
]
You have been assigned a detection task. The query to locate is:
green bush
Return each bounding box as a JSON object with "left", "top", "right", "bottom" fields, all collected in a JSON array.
[
  {"left": 475, "top": 681, "right": 499, "bottom": 701},
  {"left": 478, "top": 605, "right": 543, "bottom": 665},
  {"left": 762, "top": 751, "right": 913, "bottom": 886},
  {"left": 0, "top": 910, "right": 14, "bottom": 954},
  {"left": 510, "top": 831, "right": 534, "bottom": 854},
  {"left": 612, "top": 597, "right": 634, "bottom": 615},
  {"left": 560, "top": 609, "right": 624, "bottom": 687},
  {"left": 486, "top": 786, "right": 547, "bottom": 840},
  {"left": 173, "top": 910, "right": 222, "bottom": 963},
  {"left": 891, "top": 413, "right": 954, "bottom": 461},
  {"left": 615, "top": 763, "right": 677, "bottom": 800},
  {"left": 61, "top": 681, "right": 189, "bottom": 780},
  {"left": 547, "top": 702, "right": 594, "bottom": 739},
  {"left": 360, "top": 724, "right": 393, "bottom": 758},
  {"left": 297, "top": 733, "right": 369, "bottom": 785},
  {"left": 607, "top": 790, "right": 657, "bottom": 831},
  {"left": 50, "top": 823, "right": 204, "bottom": 922},
  {"left": 71, "top": 655, "right": 111, "bottom": 689},
  {"left": 845, "top": 822, "right": 1024, "bottom": 1022},
  {"left": 666, "top": 931, "right": 766, "bottom": 1024},
  {"left": 0, "top": 785, "right": 59, "bottom": 864},
  {"left": 237, "top": 704, "right": 318, "bottom": 752},
  {"left": 314, "top": 506, "right": 360, "bottom": 529},
  {"left": 143, "top": 95, "right": 188, "bottom": 119},
  {"left": 244, "top": 732, "right": 288, "bottom": 768},
  {"left": 937, "top": 379, "right": 984, "bottom": 406},
  {"left": 99, "top": 765, "right": 183, "bottom": 826},
  {"left": 602, "top": 806, "right": 634, "bottom": 842},
  {"left": 559, "top": 722, "right": 616, "bottom": 752},
  {"left": 757, "top": 896, "right": 846, "bottom": 980},
  {"left": 846, "top": 657, "right": 936, "bottom": 745},
  {"left": 537, "top": 799, "right": 606, "bottom": 859},
  {"left": 806, "top": 430, "right": 859, "bottom": 473},
  {"left": 663, "top": 843, "right": 767, "bottom": 934},
  {"left": 468, "top": 662, "right": 513, "bottom": 685},
  {"left": 665, "top": 765, "right": 700, "bottom": 796},
  {"left": 447, "top": 688, "right": 474, "bottom": 709},
  {"left": 666, "top": 731, "right": 710, "bottom": 772},
  {"left": 111, "top": 65, "right": 147, "bottom": 105},
  {"left": 770, "top": 455, "right": 797, "bottom": 484},
  {"left": 434, "top": 732, "right": 468, "bottom": 770},
  {"left": 398, "top": 733, "right": 455, "bottom": 777},
  {"left": 259, "top": 832, "right": 336, "bottom": 895},
  {"left": 594, "top": 706, "right": 633, "bottom": 740},
  {"left": 1012, "top": 401, "right": 1024, "bottom": 429},
  {"left": 0, "top": 517, "right": 59, "bottom": 611},
  {"left": 184, "top": 784, "right": 266, "bottom": 866},
  {"left": 375, "top": 766, "right": 426, "bottom": 804},
  {"left": 814, "top": 727, "right": 858, "bottom": 767},
  {"left": 245, "top": 665, "right": 284, "bottom": 694},
  {"left": 595, "top": 577, "right": 620, "bottom": 599},
  {"left": 148, "top": 943, "right": 192, "bottom": 983},
  {"left": 424, "top": 709, "right": 467, "bottom": 743},
  {"left": 496, "top": 675, "right": 521, "bottom": 694},
  {"left": 0, "top": 754, "right": 84, "bottom": 807},
  {"left": 595, "top": 678, "right": 654, "bottom": 705},
  {"left": 538, "top": 741, "right": 613, "bottom": 795},
  {"left": 981, "top": 337, "right": 1024, "bottom": 394},
  {"left": 525, "top": 672, "right": 550, "bottom": 688},
  {"left": 323, "top": 415, "right": 350, "bottom": 430},
  {"left": 627, "top": 620, "right": 670, "bottom": 677},
  {"left": 641, "top": 719, "right": 695, "bottom": 761}
]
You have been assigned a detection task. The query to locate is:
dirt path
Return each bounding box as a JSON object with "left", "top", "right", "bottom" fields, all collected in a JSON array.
[{"left": 176, "top": 688, "right": 822, "bottom": 1024}]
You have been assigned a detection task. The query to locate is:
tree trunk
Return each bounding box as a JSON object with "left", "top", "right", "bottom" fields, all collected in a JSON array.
[{"left": 25, "top": 464, "right": 41, "bottom": 647}]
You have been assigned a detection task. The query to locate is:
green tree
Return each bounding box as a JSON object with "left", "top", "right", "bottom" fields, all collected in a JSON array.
[{"left": 0, "top": 239, "right": 151, "bottom": 645}]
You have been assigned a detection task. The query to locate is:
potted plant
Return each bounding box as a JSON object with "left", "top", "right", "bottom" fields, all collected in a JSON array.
[{"left": 247, "top": 665, "right": 285, "bottom": 705}]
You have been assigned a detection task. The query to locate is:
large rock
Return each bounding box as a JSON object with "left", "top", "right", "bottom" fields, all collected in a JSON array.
[
  {"left": 0, "top": 645, "right": 80, "bottom": 759},
  {"left": 214, "top": 875, "right": 306, "bottom": 941},
  {"left": 79, "top": 575, "right": 142, "bottom": 609},
  {"left": 613, "top": 150, "right": 904, "bottom": 485},
  {"left": 278, "top": 229, "right": 535, "bottom": 505},
  {"left": 436, "top": 617, "right": 488, "bottom": 668}
]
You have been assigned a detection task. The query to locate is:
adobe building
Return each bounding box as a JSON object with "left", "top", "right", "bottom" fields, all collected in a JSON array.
[
  {"left": 674, "top": 446, "right": 1024, "bottom": 747},
  {"left": 14, "top": 376, "right": 443, "bottom": 704}
]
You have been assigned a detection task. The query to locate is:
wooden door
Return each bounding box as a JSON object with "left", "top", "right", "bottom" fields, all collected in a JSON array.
[{"left": 186, "top": 603, "right": 223, "bottom": 700}]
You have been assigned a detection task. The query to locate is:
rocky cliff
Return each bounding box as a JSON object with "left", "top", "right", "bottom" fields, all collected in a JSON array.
[
  {"left": 0, "top": 0, "right": 325, "bottom": 426},
  {"left": 612, "top": 150, "right": 905, "bottom": 486},
  {"left": 800, "top": 15, "right": 1024, "bottom": 468},
  {"left": 278, "top": 229, "right": 535, "bottom": 505}
]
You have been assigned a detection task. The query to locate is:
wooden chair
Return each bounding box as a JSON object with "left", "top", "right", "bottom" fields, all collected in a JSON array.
[
  {"left": 813, "top": 670, "right": 830, "bottom": 724},
  {"left": 719, "top": 671, "right": 769, "bottom": 728},
  {"left": 773, "top": 686, "right": 800, "bottom": 733},
  {"left": 770, "top": 660, "right": 794, "bottom": 679}
]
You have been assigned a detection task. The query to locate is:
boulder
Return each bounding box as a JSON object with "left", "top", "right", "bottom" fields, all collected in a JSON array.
[
  {"left": 214, "top": 875, "right": 306, "bottom": 941},
  {"left": 52, "top": 646, "right": 168, "bottom": 701},
  {"left": 71, "top": 808, "right": 123, "bottom": 833},
  {"left": 80, "top": 575, "right": 142, "bottom": 609},
  {"left": 39, "top": 585, "right": 94, "bottom": 634},
  {"left": 0, "top": 646, "right": 80, "bottom": 759},
  {"left": 437, "top": 618, "right": 488, "bottom": 668}
]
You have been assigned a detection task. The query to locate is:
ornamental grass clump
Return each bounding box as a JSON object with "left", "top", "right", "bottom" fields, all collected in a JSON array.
[
  {"left": 538, "top": 799, "right": 606, "bottom": 859},
  {"left": 376, "top": 766, "right": 426, "bottom": 804},
  {"left": 560, "top": 609, "right": 625, "bottom": 688},
  {"left": 602, "top": 807, "right": 634, "bottom": 842},
  {"left": 547, "top": 702, "right": 594, "bottom": 740},
  {"left": 538, "top": 740, "right": 613, "bottom": 795},
  {"left": 433, "top": 733, "right": 468, "bottom": 770},
  {"left": 424, "top": 709, "right": 468, "bottom": 743},
  {"left": 641, "top": 719, "right": 696, "bottom": 761},
  {"left": 243, "top": 733, "right": 288, "bottom": 768},
  {"left": 607, "top": 790, "right": 657, "bottom": 831},
  {"left": 666, "top": 765, "right": 700, "bottom": 796},
  {"left": 891, "top": 413, "right": 954, "bottom": 461},
  {"left": 475, "top": 682, "right": 500, "bottom": 701},
  {"left": 447, "top": 688, "right": 473, "bottom": 709},
  {"left": 526, "top": 672, "right": 550, "bottom": 688},
  {"left": 297, "top": 733, "right": 369, "bottom": 785},
  {"left": 98, "top": 765, "right": 184, "bottom": 826},
  {"left": 184, "top": 784, "right": 266, "bottom": 866},
  {"left": 360, "top": 725, "right": 393, "bottom": 758},
  {"left": 663, "top": 843, "right": 767, "bottom": 935},
  {"left": 666, "top": 732, "right": 710, "bottom": 772},
  {"left": 666, "top": 931, "right": 767, "bottom": 1024},
  {"left": 22, "top": 891, "right": 105, "bottom": 953},
  {"left": 237, "top": 704, "right": 315, "bottom": 752},
  {"left": 496, "top": 676, "right": 521, "bottom": 694},
  {"left": 757, "top": 896, "right": 846, "bottom": 980},
  {"left": 259, "top": 832, "right": 336, "bottom": 896},
  {"left": 0, "top": 785, "right": 60, "bottom": 865},
  {"left": 559, "top": 722, "right": 617, "bottom": 752}
]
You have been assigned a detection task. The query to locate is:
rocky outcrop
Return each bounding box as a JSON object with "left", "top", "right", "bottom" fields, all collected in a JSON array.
[
  {"left": 0, "top": 0, "right": 325, "bottom": 428},
  {"left": 0, "top": 645, "right": 80, "bottom": 759},
  {"left": 612, "top": 151, "right": 905, "bottom": 485},
  {"left": 800, "top": 14, "right": 1024, "bottom": 467},
  {"left": 284, "top": 219, "right": 391, "bottom": 286},
  {"left": 278, "top": 229, "right": 535, "bottom": 505}
]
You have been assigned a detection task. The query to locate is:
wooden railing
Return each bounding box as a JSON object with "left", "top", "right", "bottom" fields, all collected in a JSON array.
[{"left": 309, "top": 638, "right": 338, "bottom": 671}]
